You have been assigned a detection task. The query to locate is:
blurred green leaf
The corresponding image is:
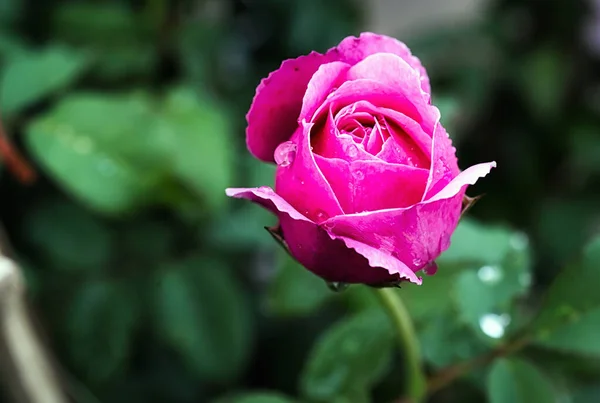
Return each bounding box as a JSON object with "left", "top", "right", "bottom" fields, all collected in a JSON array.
[
  {"left": 153, "top": 257, "right": 253, "bottom": 384},
  {"left": 536, "top": 198, "right": 598, "bottom": 265},
  {"left": 300, "top": 309, "right": 392, "bottom": 402},
  {"left": 52, "top": 3, "right": 157, "bottom": 80},
  {"left": 519, "top": 46, "right": 567, "bottom": 121},
  {"left": 398, "top": 270, "right": 459, "bottom": 323},
  {"left": 0, "top": 45, "right": 88, "bottom": 115},
  {"left": 532, "top": 236, "right": 600, "bottom": 356},
  {"left": 446, "top": 220, "right": 531, "bottom": 338},
  {"left": 25, "top": 93, "right": 165, "bottom": 215},
  {"left": 0, "top": 31, "right": 27, "bottom": 60},
  {"left": 438, "top": 219, "right": 530, "bottom": 268},
  {"left": 24, "top": 199, "right": 113, "bottom": 271},
  {"left": 159, "top": 87, "right": 233, "bottom": 211},
  {"left": 66, "top": 280, "right": 139, "bottom": 384},
  {"left": 487, "top": 358, "right": 556, "bottom": 403},
  {"left": 213, "top": 391, "right": 295, "bottom": 403},
  {"left": 569, "top": 124, "right": 600, "bottom": 174},
  {"left": 419, "top": 314, "right": 488, "bottom": 369},
  {"left": 266, "top": 249, "right": 332, "bottom": 317}
]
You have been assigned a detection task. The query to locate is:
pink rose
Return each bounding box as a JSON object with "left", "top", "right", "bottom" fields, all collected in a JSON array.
[{"left": 226, "top": 33, "right": 495, "bottom": 286}]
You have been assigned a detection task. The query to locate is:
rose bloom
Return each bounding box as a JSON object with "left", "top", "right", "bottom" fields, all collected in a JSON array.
[{"left": 226, "top": 33, "right": 495, "bottom": 286}]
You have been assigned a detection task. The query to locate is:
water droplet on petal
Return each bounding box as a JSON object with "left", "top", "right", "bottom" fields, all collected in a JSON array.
[
  {"left": 412, "top": 258, "right": 424, "bottom": 267},
  {"left": 274, "top": 141, "right": 297, "bottom": 167},
  {"left": 353, "top": 170, "right": 364, "bottom": 180},
  {"left": 423, "top": 261, "right": 438, "bottom": 276},
  {"left": 344, "top": 143, "right": 358, "bottom": 158},
  {"left": 479, "top": 313, "right": 511, "bottom": 339},
  {"left": 477, "top": 265, "right": 503, "bottom": 284},
  {"left": 315, "top": 209, "right": 329, "bottom": 222}
]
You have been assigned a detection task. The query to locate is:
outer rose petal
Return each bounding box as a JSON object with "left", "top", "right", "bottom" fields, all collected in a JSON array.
[
  {"left": 329, "top": 32, "right": 431, "bottom": 96},
  {"left": 246, "top": 52, "right": 334, "bottom": 162},
  {"left": 275, "top": 121, "right": 344, "bottom": 222},
  {"left": 225, "top": 186, "right": 406, "bottom": 284},
  {"left": 322, "top": 161, "right": 496, "bottom": 274},
  {"left": 423, "top": 119, "right": 461, "bottom": 200},
  {"left": 299, "top": 61, "right": 351, "bottom": 124}
]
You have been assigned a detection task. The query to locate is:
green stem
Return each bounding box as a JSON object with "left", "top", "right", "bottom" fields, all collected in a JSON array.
[{"left": 374, "top": 288, "right": 426, "bottom": 403}]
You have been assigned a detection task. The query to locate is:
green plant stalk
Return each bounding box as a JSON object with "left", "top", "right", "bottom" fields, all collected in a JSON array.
[{"left": 374, "top": 287, "right": 426, "bottom": 403}]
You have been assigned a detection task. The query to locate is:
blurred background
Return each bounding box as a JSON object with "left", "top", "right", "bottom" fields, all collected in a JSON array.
[{"left": 1, "top": 0, "right": 600, "bottom": 402}]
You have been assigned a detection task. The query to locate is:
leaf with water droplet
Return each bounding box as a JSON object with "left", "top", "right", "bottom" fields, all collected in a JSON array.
[
  {"left": 25, "top": 93, "right": 165, "bottom": 214},
  {"left": 327, "top": 281, "right": 350, "bottom": 292}
]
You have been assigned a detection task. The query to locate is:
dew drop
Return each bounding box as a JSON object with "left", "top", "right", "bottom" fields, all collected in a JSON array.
[
  {"left": 274, "top": 141, "right": 297, "bottom": 167},
  {"left": 479, "top": 313, "right": 511, "bottom": 339},
  {"left": 510, "top": 232, "right": 529, "bottom": 250},
  {"left": 477, "top": 265, "right": 503, "bottom": 284},
  {"left": 315, "top": 209, "right": 329, "bottom": 222},
  {"left": 344, "top": 143, "right": 358, "bottom": 158},
  {"left": 423, "top": 261, "right": 438, "bottom": 276},
  {"left": 353, "top": 170, "right": 364, "bottom": 180}
]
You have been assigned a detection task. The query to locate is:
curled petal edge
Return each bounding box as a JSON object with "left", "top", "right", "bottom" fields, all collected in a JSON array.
[{"left": 225, "top": 186, "right": 421, "bottom": 284}]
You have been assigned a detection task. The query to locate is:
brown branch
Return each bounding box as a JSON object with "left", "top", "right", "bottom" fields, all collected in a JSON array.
[
  {"left": 425, "top": 337, "right": 529, "bottom": 396},
  {"left": 0, "top": 118, "right": 37, "bottom": 185}
]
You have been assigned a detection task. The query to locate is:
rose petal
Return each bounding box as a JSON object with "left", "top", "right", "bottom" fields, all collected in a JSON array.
[
  {"left": 246, "top": 52, "right": 333, "bottom": 162},
  {"left": 299, "top": 61, "right": 351, "bottom": 123},
  {"left": 345, "top": 53, "right": 427, "bottom": 107},
  {"left": 315, "top": 156, "right": 429, "bottom": 213},
  {"left": 314, "top": 79, "right": 423, "bottom": 125},
  {"left": 422, "top": 119, "right": 461, "bottom": 200},
  {"left": 322, "top": 160, "right": 496, "bottom": 273},
  {"left": 427, "top": 161, "right": 497, "bottom": 203},
  {"left": 328, "top": 32, "right": 431, "bottom": 96},
  {"left": 225, "top": 186, "right": 403, "bottom": 284},
  {"left": 275, "top": 121, "right": 345, "bottom": 222},
  {"left": 311, "top": 106, "right": 378, "bottom": 162}
]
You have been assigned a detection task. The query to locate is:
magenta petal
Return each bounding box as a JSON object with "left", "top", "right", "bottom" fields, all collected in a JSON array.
[
  {"left": 324, "top": 233, "right": 421, "bottom": 284},
  {"left": 246, "top": 52, "right": 333, "bottom": 162},
  {"left": 225, "top": 186, "right": 402, "bottom": 284},
  {"left": 275, "top": 121, "right": 344, "bottom": 222},
  {"left": 312, "top": 107, "right": 377, "bottom": 162},
  {"left": 322, "top": 196, "right": 464, "bottom": 276},
  {"left": 328, "top": 32, "right": 431, "bottom": 96},
  {"left": 345, "top": 53, "right": 426, "bottom": 106},
  {"left": 225, "top": 186, "right": 310, "bottom": 221},
  {"left": 427, "top": 162, "right": 497, "bottom": 202},
  {"left": 299, "top": 61, "right": 351, "bottom": 123},
  {"left": 314, "top": 79, "right": 422, "bottom": 124},
  {"left": 315, "top": 156, "right": 429, "bottom": 213},
  {"left": 422, "top": 120, "right": 461, "bottom": 200}
]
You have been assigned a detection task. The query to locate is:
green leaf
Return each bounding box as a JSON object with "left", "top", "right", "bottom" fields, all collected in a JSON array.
[
  {"left": 534, "top": 307, "right": 600, "bottom": 356},
  {"left": 519, "top": 46, "right": 567, "bottom": 121},
  {"left": 52, "top": 3, "right": 157, "bottom": 80},
  {"left": 487, "top": 358, "right": 556, "bottom": 403},
  {"left": 213, "top": 391, "right": 295, "bottom": 403},
  {"left": 266, "top": 249, "right": 332, "bottom": 317},
  {"left": 419, "top": 314, "right": 488, "bottom": 369},
  {"left": 66, "top": 280, "right": 139, "bottom": 384},
  {"left": 25, "top": 93, "right": 165, "bottom": 215},
  {"left": 441, "top": 219, "right": 532, "bottom": 340},
  {"left": 300, "top": 309, "right": 393, "bottom": 402},
  {"left": 153, "top": 257, "right": 253, "bottom": 384},
  {"left": 159, "top": 87, "right": 233, "bottom": 211},
  {"left": 0, "top": 45, "right": 88, "bottom": 115},
  {"left": 532, "top": 236, "right": 600, "bottom": 356},
  {"left": 24, "top": 199, "right": 113, "bottom": 271}
]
